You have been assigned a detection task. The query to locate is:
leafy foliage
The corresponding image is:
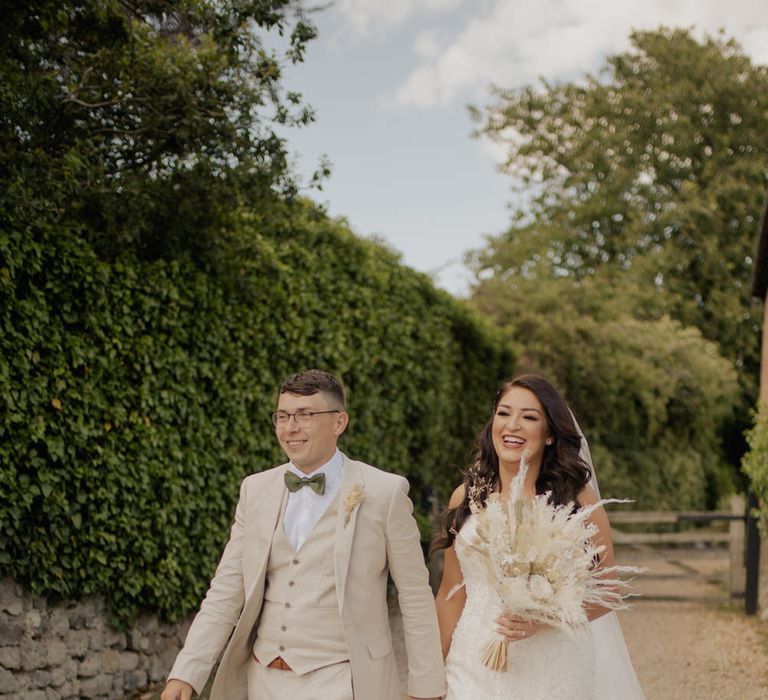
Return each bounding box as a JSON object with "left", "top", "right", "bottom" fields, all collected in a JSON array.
[
  {"left": 1, "top": 0, "right": 322, "bottom": 261},
  {"left": 0, "top": 202, "right": 512, "bottom": 625},
  {"left": 468, "top": 29, "right": 766, "bottom": 503},
  {"left": 471, "top": 274, "right": 739, "bottom": 508},
  {"left": 471, "top": 28, "right": 768, "bottom": 399},
  {"left": 1, "top": 0, "right": 512, "bottom": 627},
  {"left": 742, "top": 408, "right": 768, "bottom": 529}
]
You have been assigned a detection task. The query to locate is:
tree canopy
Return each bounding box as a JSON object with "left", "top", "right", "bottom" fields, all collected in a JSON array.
[
  {"left": 471, "top": 273, "right": 738, "bottom": 507},
  {"left": 469, "top": 28, "right": 764, "bottom": 504},
  {"left": 471, "top": 28, "right": 768, "bottom": 396},
  {"left": 1, "top": 0, "right": 321, "bottom": 261}
]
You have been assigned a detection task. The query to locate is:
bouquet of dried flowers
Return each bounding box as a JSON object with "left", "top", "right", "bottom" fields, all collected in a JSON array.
[{"left": 451, "top": 451, "right": 641, "bottom": 671}]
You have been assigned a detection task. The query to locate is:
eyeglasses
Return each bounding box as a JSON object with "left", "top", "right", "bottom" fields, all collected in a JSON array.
[{"left": 271, "top": 410, "right": 341, "bottom": 428}]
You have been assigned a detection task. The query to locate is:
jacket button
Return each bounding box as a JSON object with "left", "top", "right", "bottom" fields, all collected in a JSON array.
[
  {"left": 279, "top": 645, "right": 285, "bottom": 651},
  {"left": 288, "top": 581, "right": 294, "bottom": 586},
  {"left": 292, "top": 559, "right": 299, "bottom": 565},
  {"left": 285, "top": 602, "right": 291, "bottom": 609},
  {"left": 281, "top": 626, "right": 287, "bottom": 632}
]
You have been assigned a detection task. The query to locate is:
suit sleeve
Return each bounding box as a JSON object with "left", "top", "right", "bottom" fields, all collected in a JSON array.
[
  {"left": 385, "top": 477, "right": 447, "bottom": 698},
  {"left": 167, "top": 477, "right": 248, "bottom": 693}
]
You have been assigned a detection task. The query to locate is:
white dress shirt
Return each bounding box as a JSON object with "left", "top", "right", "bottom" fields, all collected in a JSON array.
[{"left": 283, "top": 450, "right": 344, "bottom": 551}]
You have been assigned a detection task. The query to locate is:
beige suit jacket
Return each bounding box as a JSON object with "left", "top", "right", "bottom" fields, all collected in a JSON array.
[{"left": 168, "top": 454, "right": 446, "bottom": 700}]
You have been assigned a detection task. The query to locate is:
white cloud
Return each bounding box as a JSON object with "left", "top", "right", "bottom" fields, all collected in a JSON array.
[
  {"left": 332, "top": 0, "right": 464, "bottom": 39},
  {"left": 392, "top": 0, "right": 768, "bottom": 107},
  {"left": 741, "top": 27, "right": 768, "bottom": 64},
  {"left": 414, "top": 30, "right": 448, "bottom": 60}
]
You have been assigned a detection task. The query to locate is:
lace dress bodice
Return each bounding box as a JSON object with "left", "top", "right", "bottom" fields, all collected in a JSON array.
[{"left": 445, "top": 515, "right": 596, "bottom": 700}]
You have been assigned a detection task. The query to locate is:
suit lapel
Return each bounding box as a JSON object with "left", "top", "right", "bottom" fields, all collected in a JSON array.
[
  {"left": 333, "top": 455, "right": 364, "bottom": 611},
  {"left": 244, "top": 464, "right": 289, "bottom": 599}
]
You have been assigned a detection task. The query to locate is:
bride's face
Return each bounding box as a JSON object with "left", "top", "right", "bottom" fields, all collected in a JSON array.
[{"left": 492, "top": 386, "right": 551, "bottom": 471}]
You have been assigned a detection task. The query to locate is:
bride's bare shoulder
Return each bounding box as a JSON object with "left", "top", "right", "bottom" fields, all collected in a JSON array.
[
  {"left": 577, "top": 483, "right": 599, "bottom": 507},
  {"left": 448, "top": 484, "right": 466, "bottom": 508}
]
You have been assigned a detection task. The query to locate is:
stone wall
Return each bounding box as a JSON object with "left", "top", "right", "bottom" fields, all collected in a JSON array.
[{"left": 0, "top": 578, "right": 190, "bottom": 700}]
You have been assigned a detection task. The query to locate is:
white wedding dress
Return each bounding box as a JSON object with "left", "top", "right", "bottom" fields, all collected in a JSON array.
[
  {"left": 445, "top": 421, "right": 645, "bottom": 699},
  {"left": 445, "top": 514, "right": 595, "bottom": 700}
]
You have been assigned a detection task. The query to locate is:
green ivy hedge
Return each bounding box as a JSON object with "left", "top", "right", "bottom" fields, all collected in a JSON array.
[{"left": 0, "top": 201, "right": 512, "bottom": 624}]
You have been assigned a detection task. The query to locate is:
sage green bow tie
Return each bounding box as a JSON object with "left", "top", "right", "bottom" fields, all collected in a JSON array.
[{"left": 284, "top": 471, "right": 326, "bottom": 495}]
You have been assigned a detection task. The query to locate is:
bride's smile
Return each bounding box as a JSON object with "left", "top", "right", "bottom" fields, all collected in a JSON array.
[{"left": 491, "top": 386, "right": 551, "bottom": 474}]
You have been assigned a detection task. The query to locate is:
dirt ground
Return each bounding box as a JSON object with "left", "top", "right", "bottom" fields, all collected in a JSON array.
[{"left": 615, "top": 544, "right": 768, "bottom": 700}]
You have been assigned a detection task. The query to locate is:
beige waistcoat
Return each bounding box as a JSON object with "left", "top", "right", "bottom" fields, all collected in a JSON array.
[{"left": 252, "top": 492, "right": 348, "bottom": 674}]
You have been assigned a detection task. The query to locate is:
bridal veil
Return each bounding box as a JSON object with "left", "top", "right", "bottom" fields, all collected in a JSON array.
[{"left": 577, "top": 418, "right": 646, "bottom": 699}]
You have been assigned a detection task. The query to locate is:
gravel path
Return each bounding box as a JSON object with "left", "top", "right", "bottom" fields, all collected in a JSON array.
[{"left": 616, "top": 544, "right": 768, "bottom": 700}]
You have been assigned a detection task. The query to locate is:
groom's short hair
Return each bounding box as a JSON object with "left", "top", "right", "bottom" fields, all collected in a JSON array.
[{"left": 279, "top": 369, "right": 346, "bottom": 410}]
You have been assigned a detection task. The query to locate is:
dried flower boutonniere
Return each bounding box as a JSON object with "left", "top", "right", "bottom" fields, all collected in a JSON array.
[{"left": 343, "top": 484, "right": 366, "bottom": 526}]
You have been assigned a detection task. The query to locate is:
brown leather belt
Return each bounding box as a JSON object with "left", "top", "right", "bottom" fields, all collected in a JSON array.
[{"left": 265, "top": 656, "right": 293, "bottom": 671}]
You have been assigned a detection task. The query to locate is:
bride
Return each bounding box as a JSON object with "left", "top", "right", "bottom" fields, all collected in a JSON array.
[{"left": 432, "top": 374, "right": 645, "bottom": 699}]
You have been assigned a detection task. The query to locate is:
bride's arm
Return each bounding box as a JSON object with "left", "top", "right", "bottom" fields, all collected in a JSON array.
[
  {"left": 434, "top": 485, "right": 467, "bottom": 658},
  {"left": 578, "top": 483, "right": 618, "bottom": 622}
]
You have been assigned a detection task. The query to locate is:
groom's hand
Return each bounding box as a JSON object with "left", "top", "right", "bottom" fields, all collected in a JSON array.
[{"left": 161, "top": 679, "right": 194, "bottom": 700}]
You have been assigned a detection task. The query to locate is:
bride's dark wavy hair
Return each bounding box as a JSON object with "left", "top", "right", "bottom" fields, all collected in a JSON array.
[{"left": 431, "top": 373, "right": 592, "bottom": 554}]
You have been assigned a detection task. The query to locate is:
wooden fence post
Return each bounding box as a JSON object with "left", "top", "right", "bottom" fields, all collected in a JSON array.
[
  {"left": 729, "top": 494, "right": 746, "bottom": 600},
  {"left": 745, "top": 489, "right": 761, "bottom": 615}
]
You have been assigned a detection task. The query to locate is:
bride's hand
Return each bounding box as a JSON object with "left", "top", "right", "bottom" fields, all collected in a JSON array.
[{"left": 494, "top": 613, "right": 544, "bottom": 642}]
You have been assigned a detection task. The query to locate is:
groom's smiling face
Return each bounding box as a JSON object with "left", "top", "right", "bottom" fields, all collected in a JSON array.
[{"left": 275, "top": 391, "right": 348, "bottom": 474}]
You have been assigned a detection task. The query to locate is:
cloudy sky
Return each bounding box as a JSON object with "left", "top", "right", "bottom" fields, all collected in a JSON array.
[{"left": 280, "top": 0, "right": 768, "bottom": 296}]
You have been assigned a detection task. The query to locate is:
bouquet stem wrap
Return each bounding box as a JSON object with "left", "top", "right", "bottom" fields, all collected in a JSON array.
[{"left": 481, "top": 639, "right": 509, "bottom": 672}]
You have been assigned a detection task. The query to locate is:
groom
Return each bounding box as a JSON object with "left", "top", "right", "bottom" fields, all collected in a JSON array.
[{"left": 161, "top": 369, "right": 446, "bottom": 700}]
